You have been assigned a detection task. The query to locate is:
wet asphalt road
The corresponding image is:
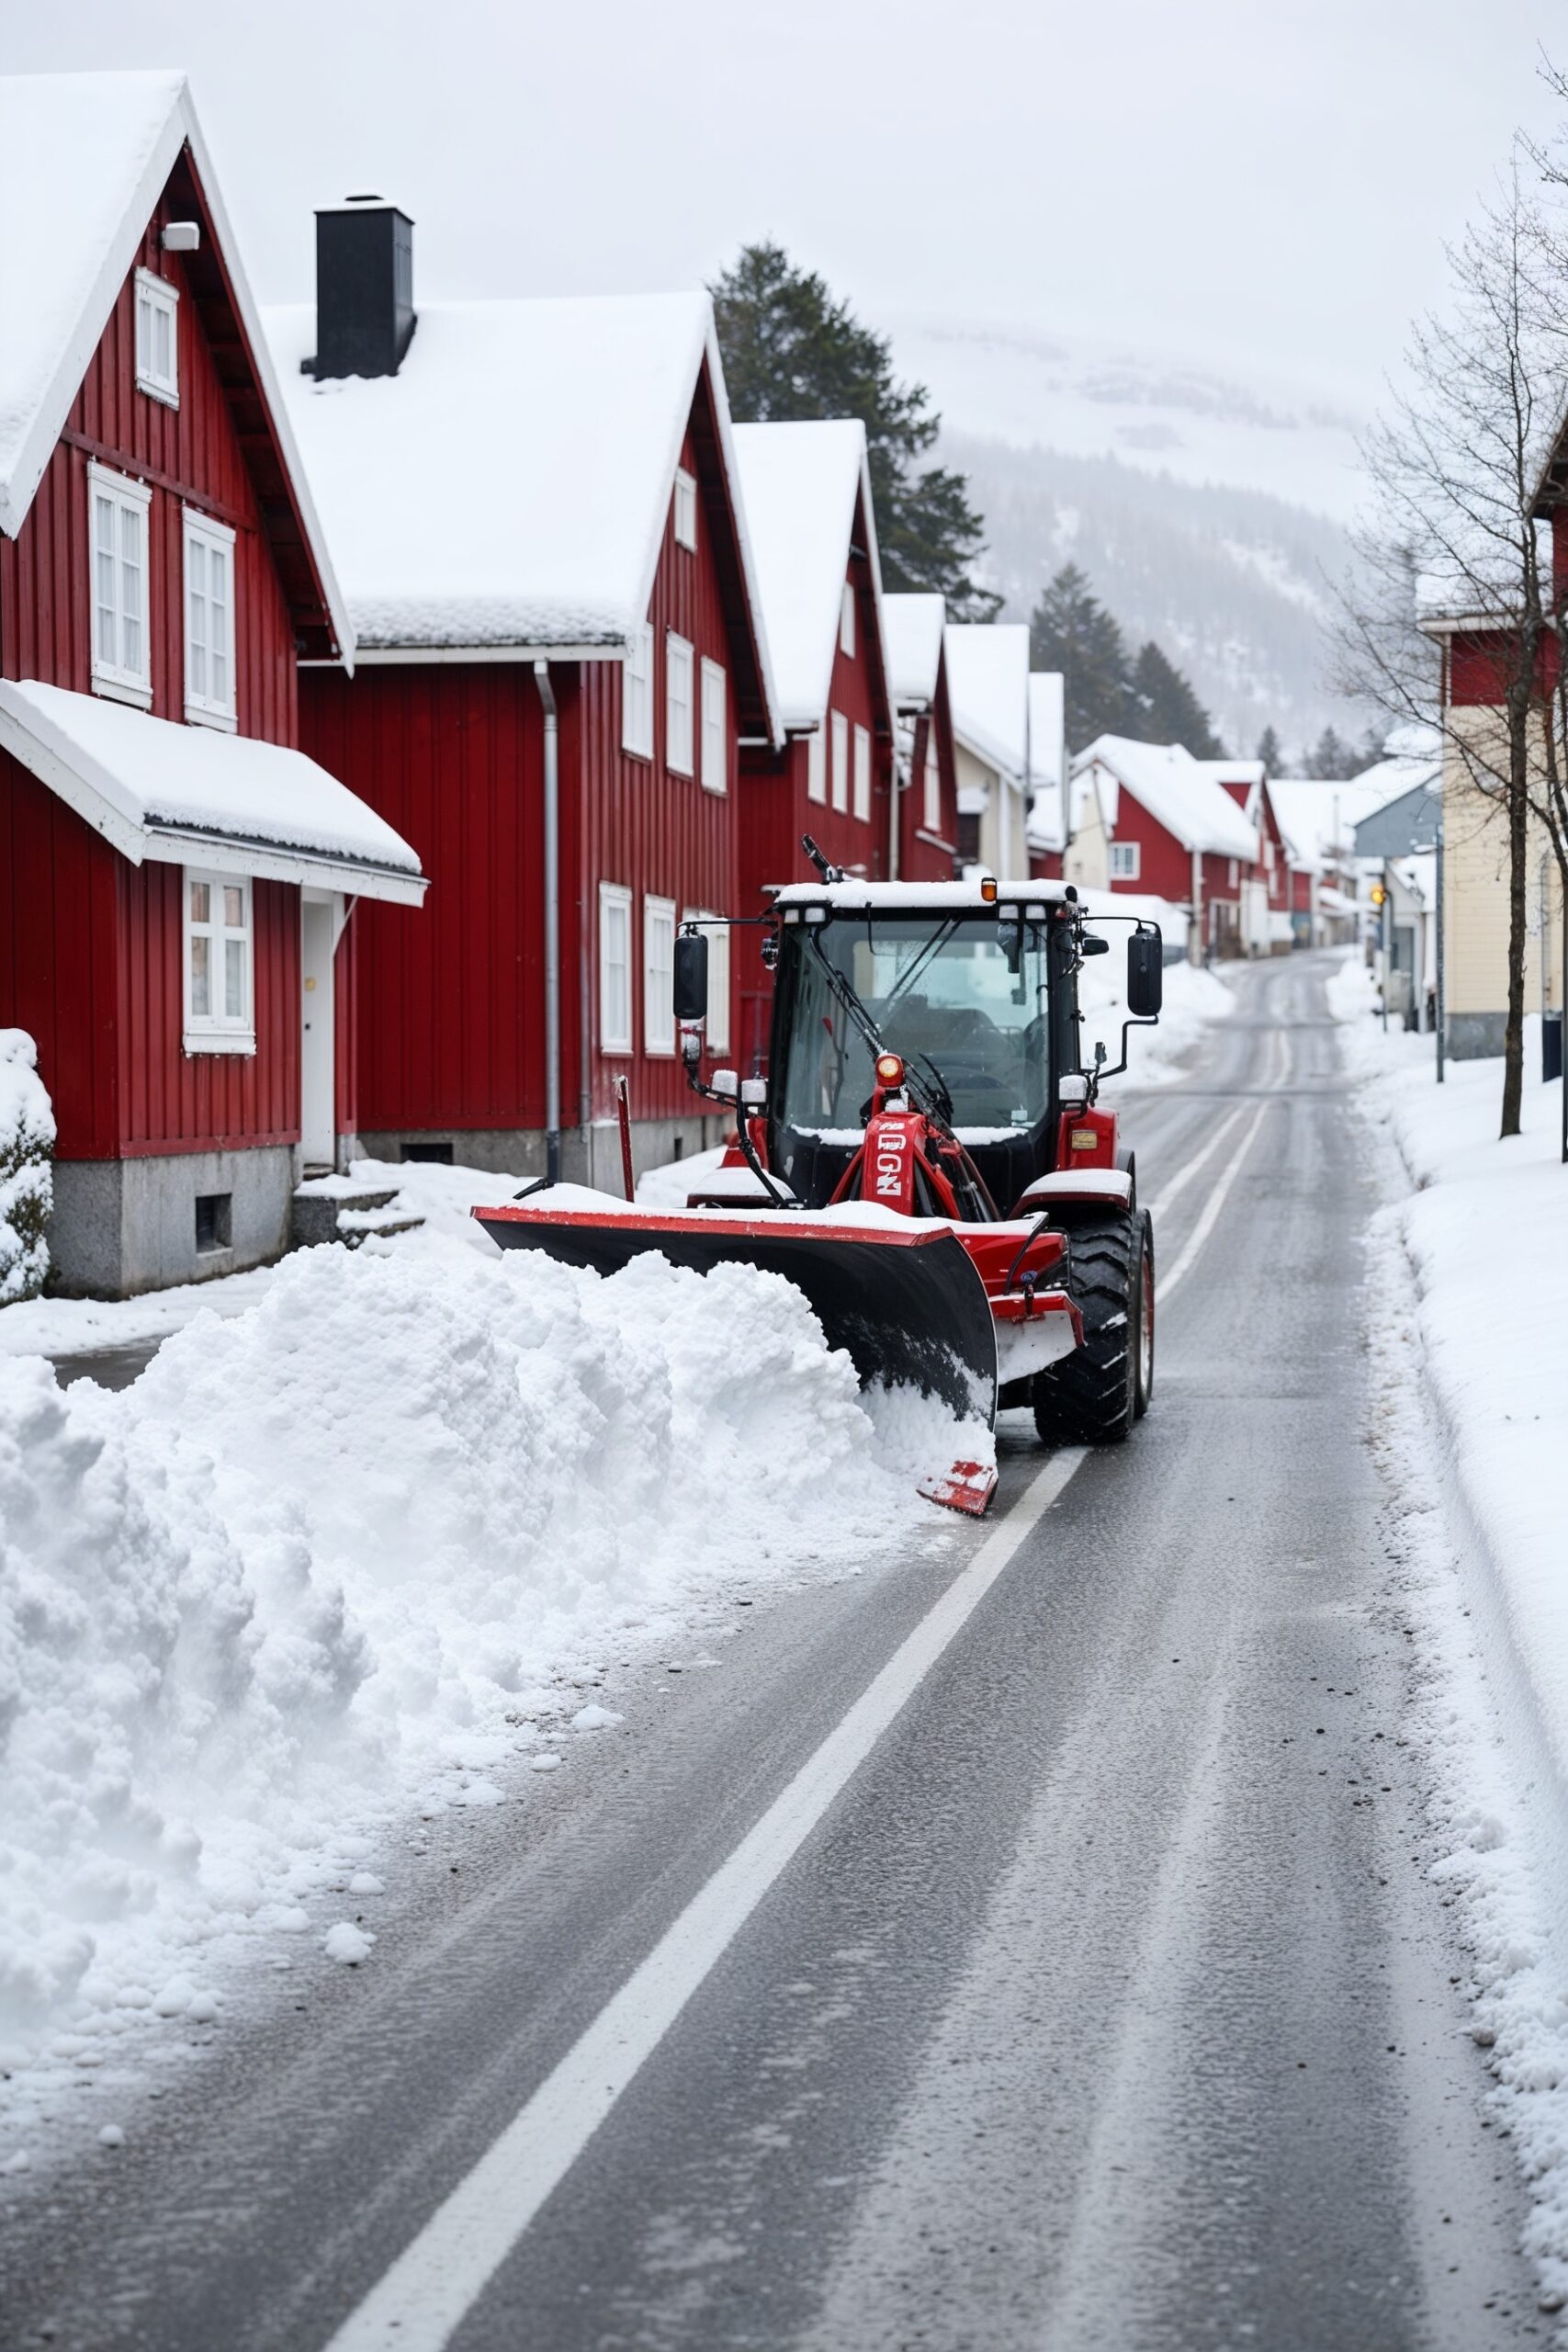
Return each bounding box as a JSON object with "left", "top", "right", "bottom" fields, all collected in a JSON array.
[{"left": 0, "top": 956, "right": 1541, "bottom": 2351}]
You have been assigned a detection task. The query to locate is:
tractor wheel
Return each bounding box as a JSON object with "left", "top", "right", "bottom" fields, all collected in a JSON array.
[{"left": 1032, "top": 1208, "right": 1152, "bottom": 1447}]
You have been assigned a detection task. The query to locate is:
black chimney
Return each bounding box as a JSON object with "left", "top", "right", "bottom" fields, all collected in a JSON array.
[{"left": 310, "top": 196, "right": 415, "bottom": 380}]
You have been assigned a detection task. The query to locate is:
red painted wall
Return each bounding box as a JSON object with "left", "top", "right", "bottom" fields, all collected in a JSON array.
[
  {"left": 897, "top": 674, "right": 959, "bottom": 883},
  {"left": 1108, "top": 790, "right": 1192, "bottom": 900},
  {"left": 1448, "top": 628, "right": 1561, "bottom": 707},
  {"left": 0, "top": 165, "right": 308, "bottom": 1160}
]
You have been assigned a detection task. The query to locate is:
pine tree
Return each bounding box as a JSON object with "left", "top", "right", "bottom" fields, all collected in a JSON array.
[
  {"left": 1028, "top": 564, "right": 1135, "bottom": 747},
  {"left": 710, "top": 243, "right": 1000, "bottom": 619},
  {"left": 1256, "top": 725, "right": 1282, "bottom": 771},
  {"left": 1303, "top": 725, "right": 1353, "bottom": 778},
  {"left": 1131, "top": 641, "right": 1224, "bottom": 758}
]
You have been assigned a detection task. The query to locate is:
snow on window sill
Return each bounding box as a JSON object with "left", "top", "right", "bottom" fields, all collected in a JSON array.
[
  {"left": 183, "top": 1028, "right": 256, "bottom": 1057},
  {"left": 135, "top": 375, "right": 180, "bottom": 411},
  {"left": 91, "top": 671, "right": 152, "bottom": 712},
  {"left": 185, "top": 702, "right": 238, "bottom": 733}
]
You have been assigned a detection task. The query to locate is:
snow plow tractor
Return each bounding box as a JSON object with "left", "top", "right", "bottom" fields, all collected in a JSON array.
[{"left": 474, "top": 853, "right": 1163, "bottom": 1514}]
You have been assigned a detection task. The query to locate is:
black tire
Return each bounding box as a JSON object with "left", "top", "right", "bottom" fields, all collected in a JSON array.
[{"left": 1032, "top": 1208, "right": 1152, "bottom": 1447}]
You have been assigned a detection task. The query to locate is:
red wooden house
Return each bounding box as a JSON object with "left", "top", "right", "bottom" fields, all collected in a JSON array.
[
  {"left": 881, "top": 592, "right": 959, "bottom": 882},
  {"left": 0, "top": 72, "right": 424, "bottom": 1298},
  {"left": 267, "top": 227, "right": 777, "bottom": 1184},
  {"left": 730, "top": 421, "right": 897, "bottom": 1070},
  {"left": 1216, "top": 763, "right": 1292, "bottom": 951},
  {"left": 1070, "top": 735, "right": 1258, "bottom": 957}
]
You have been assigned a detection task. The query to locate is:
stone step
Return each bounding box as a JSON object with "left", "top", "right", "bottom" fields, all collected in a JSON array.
[{"left": 290, "top": 1185, "right": 421, "bottom": 1250}]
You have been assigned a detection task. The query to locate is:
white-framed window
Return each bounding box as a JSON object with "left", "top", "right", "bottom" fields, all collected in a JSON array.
[
  {"left": 88, "top": 460, "right": 152, "bottom": 707},
  {"left": 644, "top": 896, "right": 676, "bottom": 1056},
  {"left": 672, "top": 466, "right": 698, "bottom": 552},
  {"left": 183, "top": 508, "right": 236, "bottom": 729},
  {"left": 840, "top": 579, "right": 856, "bottom": 659},
  {"left": 1110, "top": 841, "right": 1141, "bottom": 882},
  {"left": 183, "top": 869, "right": 254, "bottom": 1054},
  {"left": 700, "top": 657, "right": 728, "bottom": 794},
  {"left": 923, "top": 734, "right": 942, "bottom": 833},
  {"left": 599, "top": 883, "right": 633, "bottom": 1055},
  {"left": 830, "top": 709, "right": 849, "bottom": 813},
  {"left": 134, "top": 268, "right": 179, "bottom": 406},
  {"left": 1227, "top": 857, "right": 1240, "bottom": 889},
  {"left": 622, "top": 620, "right": 654, "bottom": 760},
  {"left": 807, "top": 726, "right": 827, "bottom": 805},
  {"left": 852, "top": 723, "right": 872, "bottom": 822},
  {"left": 683, "top": 910, "right": 731, "bottom": 1054},
  {"left": 666, "top": 632, "right": 694, "bottom": 776}
]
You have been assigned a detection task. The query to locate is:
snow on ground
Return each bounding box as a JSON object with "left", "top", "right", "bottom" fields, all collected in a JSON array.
[
  {"left": 1078, "top": 952, "right": 1235, "bottom": 1088},
  {"left": 0, "top": 1030, "right": 54, "bottom": 1306},
  {"left": 1334, "top": 953, "right": 1568, "bottom": 2313},
  {"left": 0, "top": 1217, "right": 979, "bottom": 2164}
]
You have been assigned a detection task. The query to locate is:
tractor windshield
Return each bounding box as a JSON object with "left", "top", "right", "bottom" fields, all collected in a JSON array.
[{"left": 777, "top": 914, "right": 1050, "bottom": 1137}]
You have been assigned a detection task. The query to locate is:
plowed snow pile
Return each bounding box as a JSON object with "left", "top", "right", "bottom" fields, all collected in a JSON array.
[{"left": 0, "top": 1238, "right": 976, "bottom": 2086}]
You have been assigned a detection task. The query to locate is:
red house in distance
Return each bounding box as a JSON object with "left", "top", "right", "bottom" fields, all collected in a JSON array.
[
  {"left": 0, "top": 72, "right": 424, "bottom": 1297},
  {"left": 730, "top": 420, "right": 897, "bottom": 1070},
  {"left": 882, "top": 591, "right": 960, "bottom": 884},
  {"left": 1069, "top": 736, "right": 1259, "bottom": 957},
  {"left": 268, "top": 235, "right": 778, "bottom": 1183}
]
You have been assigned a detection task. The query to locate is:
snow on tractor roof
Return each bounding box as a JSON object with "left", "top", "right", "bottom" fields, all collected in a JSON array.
[{"left": 769, "top": 877, "right": 1073, "bottom": 912}]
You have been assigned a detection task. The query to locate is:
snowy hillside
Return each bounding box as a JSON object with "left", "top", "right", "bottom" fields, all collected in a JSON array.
[{"left": 887, "top": 317, "right": 1371, "bottom": 753}]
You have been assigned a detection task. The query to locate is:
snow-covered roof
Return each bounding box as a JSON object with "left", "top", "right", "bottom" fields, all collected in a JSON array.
[
  {"left": 0, "top": 71, "right": 351, "bottom": 662},
  {"left": 1269, "top": 776, "right": 1397, "bottom": 868},
  {"left": 728, "top": 419, "right": 883, "bottom": 731},
  {"left": 1072, "top": 735, "right": 1258, "bottom": 860},
  {"left": 1025, "top": 674, "right": 1066, "bottom": 853},
  {"left": 882, "top": 593, "right": 946, "bottom": 707},
  {"left": 267, "top": 292, "right": 773, "bottom": 723},
  {"left": 1390, "top": 851, "right": 1438, "bottom": 906},
  {"left": 0, "top": 681, "right": 425, "bottom": 902},
  {"left": 944, "top": 624, "right": 1030, "bottom": 784},
  {"left": 771, "top": 877, "right": 1069, "bottom": 911}
]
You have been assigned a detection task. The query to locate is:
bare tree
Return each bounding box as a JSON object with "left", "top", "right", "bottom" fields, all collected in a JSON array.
[{"left": 1337, "top": 158, "right": 1560, "bottom": 1137}]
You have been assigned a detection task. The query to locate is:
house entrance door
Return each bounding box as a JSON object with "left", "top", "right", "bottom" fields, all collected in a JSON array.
[{"left": 300, "top": 894, "right": 337, "bottom": 1172}]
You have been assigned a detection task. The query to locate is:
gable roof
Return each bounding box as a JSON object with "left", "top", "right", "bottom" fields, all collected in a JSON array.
[
  {"left": 729, "top": 419, "right": 886, "bottom": 733},
  {"left": 266, "top": 292, "right": 777, "bottom": 733},
  {"left": 1074, "top": 734, "right": 1258, "bottom": 860},
  {"left": 0, "top": 71, "right": 349, "bottom": 662},
  {"left": 1025, "top": 673, "right": 1067, "bottom": 852},
  {"left": 0, "top": 679, "right": 423, "bottom": 901},
  {"left": 882, "top": 592, "right": 947, "bottom": 708},
  {"left": 944, "top": 623, "right": 1030, "bottom": 783}
]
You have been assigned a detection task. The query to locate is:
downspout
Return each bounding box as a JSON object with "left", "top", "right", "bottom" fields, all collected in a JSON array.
[
  {"left": 534, "top": 662, "right": 561, "bottom": 1185},
  {"left": 888, "top": 718, "right": 903, "bottom": 882}
]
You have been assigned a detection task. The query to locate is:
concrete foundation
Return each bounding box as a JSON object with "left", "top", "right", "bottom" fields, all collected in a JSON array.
[
  {"left": 50, "top": 1144, "right": 299, "bottom": 1298},
  {"left": 1444, "top": 1012, "right": 1506, "bottom": 1060},
  {"left": 356, "top": 1117, "right": 725, "bottom": 1192}
]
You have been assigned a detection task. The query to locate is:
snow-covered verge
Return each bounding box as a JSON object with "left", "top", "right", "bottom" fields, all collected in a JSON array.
[
  {"left": 0, "top": 1030, "right": 53, "bottom": 1307},
  {"left": 0, "top": 1227, "right": 976, "bottom": 2165},
  {"left": 1078, "top": 953, "right": 1234, "bottom": 1088},
  {"left": 1334, "top": 955, "right": 1568, "bottom": 2318}
]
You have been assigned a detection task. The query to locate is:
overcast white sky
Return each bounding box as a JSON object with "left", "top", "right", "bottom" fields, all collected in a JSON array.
[{"left": 6, "top": 0, "right": 1565, "bottom": 417}]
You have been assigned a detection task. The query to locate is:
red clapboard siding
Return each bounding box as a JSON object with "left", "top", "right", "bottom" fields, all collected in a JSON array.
[
  {"left": 1110, "top": 795, "right": 1193, "bottom": 900},
  {"left": 0, "top": 168, "right": 309, "bottom": 1159},
  {"left": 1448, "top": 629, "right": 1561, "bottom": 707}
]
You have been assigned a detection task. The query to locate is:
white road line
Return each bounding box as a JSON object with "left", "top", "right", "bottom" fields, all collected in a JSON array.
[
  {"left": 1145, "top": 1102, "right": 1251, "bottom": 1224},
  {"left": 1156, "top": 1093, "right": 1271, "bottom": 1306},
  {"left": 322, "top": 1447, "right": 1089, "bottom": 2352}
]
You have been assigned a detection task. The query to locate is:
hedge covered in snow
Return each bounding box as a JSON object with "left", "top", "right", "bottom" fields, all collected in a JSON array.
[{"left": 0, "top": 1031, "right": 53, "bottom": 1307}]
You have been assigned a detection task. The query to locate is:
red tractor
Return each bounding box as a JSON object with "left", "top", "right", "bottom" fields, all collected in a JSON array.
[{"left": 475, "top": 853, "right": 1163, "bottom": 1512}]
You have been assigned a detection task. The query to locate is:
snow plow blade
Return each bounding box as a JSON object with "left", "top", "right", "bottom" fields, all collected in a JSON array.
[{"left": 473, "top": 1203, "right": 998, "bottom": 1424}]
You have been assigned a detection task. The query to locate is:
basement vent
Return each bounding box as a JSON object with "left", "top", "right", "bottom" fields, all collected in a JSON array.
[
  {"left": 402, "top": 1141, "right": 452, "bottom": 1165},
  {"left": 195, "top": 1193, "right": 232, "bottom": 1253}
]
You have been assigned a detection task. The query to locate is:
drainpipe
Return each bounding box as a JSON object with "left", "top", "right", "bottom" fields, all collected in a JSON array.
[
  {"left": 888, "top": 718, "right": 904, "bottom": 882},
  {"left": 535, "top": 662, "right": 560, "bottom": 1185}
]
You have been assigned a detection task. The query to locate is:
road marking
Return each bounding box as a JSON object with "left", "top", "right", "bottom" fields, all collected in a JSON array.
[
  {"left": 322, "top": 1448, "right": 1089, "bottom": 2352},
  {"left": 1156, "top": 1093, "right": 1271, "bottom": 1306},
  {"left": 1145, "top": 1101, "right": 1251, "bottom": 1224}
]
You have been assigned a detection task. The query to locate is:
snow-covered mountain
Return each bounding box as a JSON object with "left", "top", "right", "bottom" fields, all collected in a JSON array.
[{"left": 891, "top": 319, "right": 1372, "bottom": 755}]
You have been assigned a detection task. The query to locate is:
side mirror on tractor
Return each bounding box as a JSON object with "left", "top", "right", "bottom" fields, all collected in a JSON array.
[
  {"left": 673, "top": 932, "right": 709, "bottom": 1023},
  {"left": 1127, "top": 928, "right": 1163, "bottom": 1020}
]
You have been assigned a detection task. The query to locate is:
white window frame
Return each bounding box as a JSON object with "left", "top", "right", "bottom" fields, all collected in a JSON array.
[
  {"left": 622, "top": 620, "right": 654, "bottom": 760},
  {"left": 700, "top": 657, "right": 728, "bottom": 795},
  {"left": 1110, "top": 840, "right": 1141, "bottom": 882},
  {"left": 840, "top": 579, "right": 856, "bottom": 659},
  {"left": 807, "top": 726, "right": 827, "bottom": 805},
  {"left": 672, "top": 466, "right": 698, "bottom": 551},
  {"left": 852, "top": 723, "right": 872, "bottom": 823},
  {"left": 1227, "top": 857, "right": 1240, "bottom": 889},
  {"left": 599, "top": 883, "right": 633, "bottom": 1056},
  {"left": 183, "top": 867, "right": 254, "bottom": 1055},
  {"left": 183, "top": 507, "right": 237, "bottom": 730},
  {"left": 644, "top": 895, "right": 677, "bottom": 1057},
  {"left": 683, "top": 910, "right": 731, "bottom": 1055},
  {"left": 666, "top": 632, "right": 694, "bottom": 776},
  {"left": 923, "top": 734, "right": 942, "bottom": 833},
  {"left": 830, "top": 709, "right": 849, "bottom": 814},
  {"left": 88, "top": 461, "right": 153, "bottom": 707},
  {"left": 134, "top": 267, "right": 179, "bottom": 407}
]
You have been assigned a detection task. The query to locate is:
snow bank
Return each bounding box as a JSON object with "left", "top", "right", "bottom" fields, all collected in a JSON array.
[
  {"left": 1079, "top": 953, "right": 1234, "bottom": 1088},
  {"left": 1336, "top": 959, "right": 1568, "bottom": 2302},
  {"left": 0, "top": 1031, "right": 54, "bottom": 1306},
  {"left": 0, "top": 1235, "right": 973, "bottom": 2096}
]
